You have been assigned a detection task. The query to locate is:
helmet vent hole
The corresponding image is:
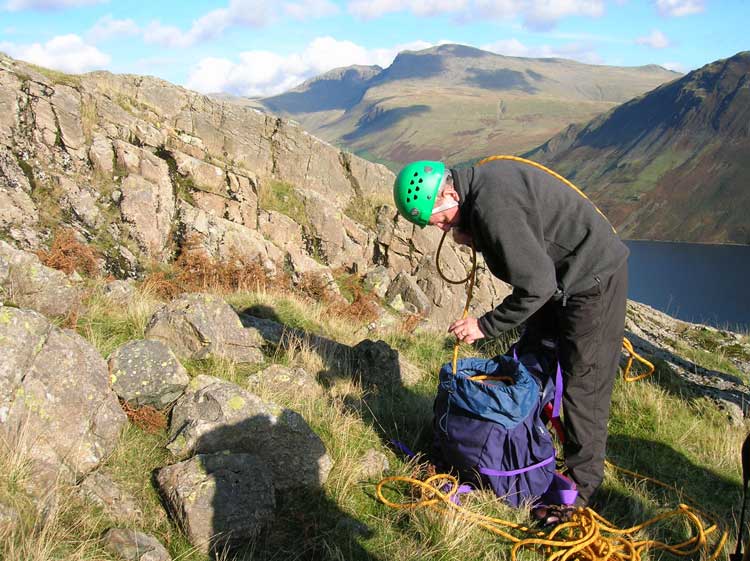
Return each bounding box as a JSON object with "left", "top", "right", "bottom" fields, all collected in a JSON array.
[
  {"left": 410, "top": 180, "right": 415, "bottom": 185},
  {"left": 415, "top": 186, "right": 420, "bottom": 191},
  {"left": 418, "top": 178, "right": 423, "bottom": 183},
  {"left": 406, "top": 197, "right": 411, "bottom": 202},
  {"left": 408, "top": 189, "right": 412, "bottom": 193},
  {"left": 413, "top": 172, "right": 418, "bottom": 177}
]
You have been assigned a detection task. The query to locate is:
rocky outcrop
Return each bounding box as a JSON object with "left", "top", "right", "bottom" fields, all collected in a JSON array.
[
  {"left": 102, "top": 528, "right": 172, "bottom": 561},
  {"left": 156, "top": 453, "right": 275, "bottom": 555},
  {"left": 145, "top": 293, "right": 265, "bottom": 363},
  {"left": 0, "top": 240, "right": 81, "bottom": 318},
  {"left": 108, "top": 339, "right": 189, "bottom": 408},
  {"left": 625, "top": 301, "right": 750, "bottom": 424},
  {"left": 0, "top": 52, "right": 514, "bottom": 333},
  {"left": 0, "top": 307, "right": 127, "bottom": 493},
  {"left": 167, "top": 375, "right": 332, "bottom": 491},
  {"left": 351, "top": 339, "right": 422, "bottom": 388}
]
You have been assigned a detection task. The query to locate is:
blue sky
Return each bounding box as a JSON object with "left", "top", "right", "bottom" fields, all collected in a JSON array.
[{"left": 0, "top": 0, "right": 746, "bottom": 97}]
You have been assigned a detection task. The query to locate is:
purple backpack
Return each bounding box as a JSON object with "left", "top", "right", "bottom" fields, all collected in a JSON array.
[{"left": 432, "top": 343, "right": 577, "bottom": 507}]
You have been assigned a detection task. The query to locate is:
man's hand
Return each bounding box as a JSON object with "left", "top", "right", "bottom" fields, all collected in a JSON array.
[{"left": 448, "top": 317, "right": 485, "bottom": 344}]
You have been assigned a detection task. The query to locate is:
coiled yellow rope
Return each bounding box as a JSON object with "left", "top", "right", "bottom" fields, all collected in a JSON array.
[{"left": 376, "top": 469, "right": 728, "bottom": 561}]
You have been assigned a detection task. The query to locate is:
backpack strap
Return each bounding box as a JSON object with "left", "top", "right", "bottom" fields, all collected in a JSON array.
[{"left": 478, "top": 454, "right": 555, "bottom": 477}]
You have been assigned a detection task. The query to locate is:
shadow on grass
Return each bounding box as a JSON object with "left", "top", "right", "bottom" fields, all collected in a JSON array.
[
  {"left": 239, "top": 303, "right": 442, "bottom": 458},
  {"left": 599, "top": 434, "right": 741, "bottom": 545}
]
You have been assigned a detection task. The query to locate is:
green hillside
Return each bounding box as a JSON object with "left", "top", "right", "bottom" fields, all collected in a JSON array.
[
  {"left": 527, "top": 51, "right": 750, "bottom": 244},
  {"left": 252, "top": 44, "right": 678, "bottom": 170}
]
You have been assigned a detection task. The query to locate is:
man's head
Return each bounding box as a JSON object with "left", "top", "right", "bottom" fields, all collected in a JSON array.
[{"left": 393, "top": 160, "right": 460, "bottom": 230}]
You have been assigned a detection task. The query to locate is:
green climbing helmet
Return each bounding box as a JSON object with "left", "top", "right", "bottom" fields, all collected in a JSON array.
[{"left": 393, "top": 160, "right": 446, "bottom": 228}]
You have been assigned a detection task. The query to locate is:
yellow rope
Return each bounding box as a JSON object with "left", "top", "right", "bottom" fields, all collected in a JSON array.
[
  {"left": 435, "top": 229, "right": 477, "bottom": 376},
  {"left": 621, "top": 338, "right": 655, "bottom": 382},
  {"left": 476, "top": 155, "right": 617, "bottom": 233},
  {"left": 376, "top": 470, "right": 728, "bottom": 561}
]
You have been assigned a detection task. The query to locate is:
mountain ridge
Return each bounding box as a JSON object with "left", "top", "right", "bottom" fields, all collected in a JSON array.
[
  {"left": 246, "top": 43, "right": 679, "bottom": 169},
  {"left": 527, "top": 51, "right": 750, "bottom": 244}
]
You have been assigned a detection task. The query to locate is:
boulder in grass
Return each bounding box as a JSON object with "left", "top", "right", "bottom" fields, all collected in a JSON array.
[
  {"left": 79, "top": 470, "right": 142, "bottom": 522},
  {"left": 101, "top": 279, "right": 137, "bottom": 306},
  {"left": 167, "top": 375, "right": 332, "bottom": 491},
  {"left": 351, "top": 339, "right": 422, "bottom": 388},
  {"left": 0, "top": 307, "right": 127, "bottom": 495},
  {"left": 108, "top": 339, "right": 189, "bottom": 408},
  {"left": 385, "top": 272, "right": 431, "bottom": 316},
  {"left": 102, "top": 528, "right": 171, "bottom": 561},
  {"left": 246, "top": 364, "right": 323, "bottom": 401},
  {"left": 145, "top": 293, "right": 265, "bottom": 364},
  {"left": 156, "top": 453, "right": 275, "bottom": 555},
  {"left": 358, "top": 448, "right": 390, "bottom": 480},
  {"left": 0, "top": 240, "right": 81, "bottom": 318}
]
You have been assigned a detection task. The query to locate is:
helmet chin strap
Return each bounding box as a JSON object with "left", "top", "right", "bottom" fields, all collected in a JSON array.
[{"left": 431, "top": 199, "right": 459, "bottom": 215}]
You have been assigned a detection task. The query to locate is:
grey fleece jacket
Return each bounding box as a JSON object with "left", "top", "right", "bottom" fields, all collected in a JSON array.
[{"left": 450, "top": 159, "right": 629, "bottom": 338}]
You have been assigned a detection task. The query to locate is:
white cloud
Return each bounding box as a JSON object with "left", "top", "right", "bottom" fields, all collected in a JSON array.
[
  {"left": 143, "top": 0, "right": 335, "bottom": 48},
  {"left": 185, "top": 36, "right": 442, "bottom": 97},
  {"left": 284, "top": 0, "right": 339, "bottom": 20},
  {"left": 142, "top": 21, "right": 185, "bottom": 48},
  {"left": 654, "top": 0, "right": 704, "bottom": 17},
  {"left": 636, "top": 29, "right": 670, "bottom": 49},
  {"left": 661, "top": 61, "right": 686, "bottom": 72},
  {"left": 349, "top": 0, "right": 605, "bottom": 29},
  {"left": 0, "top": 34, "right": 109, "bottom": 73},
  {"left": 4, "top": 0, "right": 104, "bottom": 10},
  {"left": 86, "top": 15, "right": 139, "bottom": 44},
  {"left": 349, "top": 0, "right": 470, "bottom": 19},
  {"left": 482, "top": 38, "right": 603, "bottom": 64},
  {"left": 481, "top": 38, "right": 531, "bottom": 57}
]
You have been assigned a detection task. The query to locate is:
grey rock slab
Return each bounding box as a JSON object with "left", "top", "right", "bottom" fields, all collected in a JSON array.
[
  {"left": 167, "top": 375, "right": 332, "bottom": 490},
  {"left": 119, "top": 175, "right": 174, "bottom": 260},
  {"left": 385, "top": 272, "right": 432, "bottom": 316},
  {"left": 102, "top": 528, "right": 171, "bottom": 561},
  {"left": 102, "top": 279, "right": 137, "bottom": 306},
  {"left": 363, "top": 266, "right": 392, "bottom": 299},
  {"left": 172, "top": 150, "right": 227, "bottom": 196},
  {"left": 145, "top": 293, "right": 265, "bottom": 364},
  {"left": 108, "top": 339, "right": 189, "bottom": 408},
  {"left": 358, "top": 448, "right": 390, "bottom": 479},
  {"left": 79, "top": 470, "right": 143, "bottom": 521},
  {"left": 0, "top": 240, "right": 81, "bottom": 318},
  {"left": 178, "top": 202, "right": 284, "bottom": 266},
  {"left": 0, "top": 307, "right": 127, "bottom": 494},
  {"left": 155, "top": 453, "right": 275, "bottom": 554}
]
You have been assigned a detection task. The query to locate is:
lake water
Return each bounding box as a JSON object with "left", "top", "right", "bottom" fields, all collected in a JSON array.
[{"left": 624, "top": 240, "right": 750, "bottom": 332}]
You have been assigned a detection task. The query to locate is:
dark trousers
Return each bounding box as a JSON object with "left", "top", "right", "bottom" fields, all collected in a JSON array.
[{"left": 523, "top": 261, "right": 628, "bottom": 505}]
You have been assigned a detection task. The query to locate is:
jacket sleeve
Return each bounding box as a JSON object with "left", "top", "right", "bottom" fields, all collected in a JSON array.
[{"left": 476, "top": 208, "right": 557, "bottom": 337}]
